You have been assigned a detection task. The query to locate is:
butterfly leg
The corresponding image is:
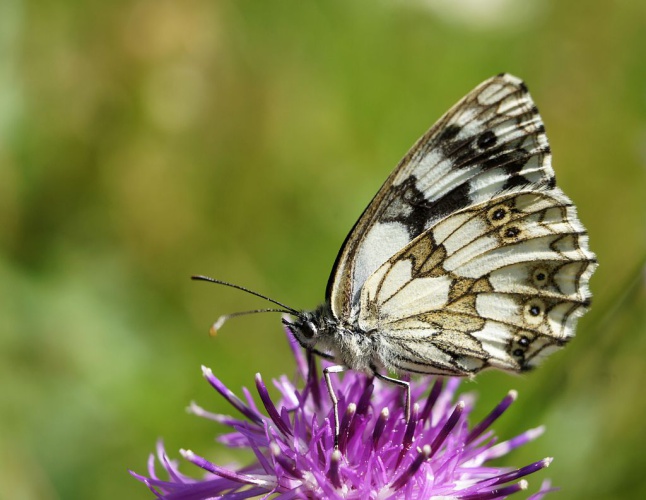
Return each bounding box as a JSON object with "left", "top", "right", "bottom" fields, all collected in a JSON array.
[
  {"left": 372, "top": 368, "right": 411, "bottom": 422},
  {"left": 310, "top": 348, "right": 335, "bottom": 360},
  {"left": 323, "top": 364, "right": 346, "bottom": 448}
]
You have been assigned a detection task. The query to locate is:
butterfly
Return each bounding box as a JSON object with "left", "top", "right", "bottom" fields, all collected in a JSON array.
[{"left": 195, "top": 73, "right": 596, "bottom": 445}]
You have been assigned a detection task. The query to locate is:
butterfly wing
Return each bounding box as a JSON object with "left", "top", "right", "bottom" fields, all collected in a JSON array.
[
  {"left": 327, "top": 74, "right": 557, "bottom": 320},
  {"left": 358, "top": 188, "right": 596, "bottom": 375}
]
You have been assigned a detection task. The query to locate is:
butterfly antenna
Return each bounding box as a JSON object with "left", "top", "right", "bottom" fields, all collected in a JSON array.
[
  {"left": 210, "top": 308, "right": 293, "bottom": 336},
  {"left": 191, "top": 274, "right": 300, "bottom": 315}
]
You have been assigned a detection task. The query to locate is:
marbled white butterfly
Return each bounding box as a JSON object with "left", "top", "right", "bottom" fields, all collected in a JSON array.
[{"left": 195, "top": 73, "right": 596, "bottom": 443}]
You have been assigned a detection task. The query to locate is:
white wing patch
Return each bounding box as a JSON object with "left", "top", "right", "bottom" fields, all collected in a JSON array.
[
  {"left": 360, "top": 261, "right": 452, "bottom": 325},
  {"left": 352, "top": 221, "right": 410, "bottom": 309}
]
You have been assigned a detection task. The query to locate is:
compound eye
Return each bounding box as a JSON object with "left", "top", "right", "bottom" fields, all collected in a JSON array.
[{"left": 301, "top": 321, "right": 317, "bottom": 339}]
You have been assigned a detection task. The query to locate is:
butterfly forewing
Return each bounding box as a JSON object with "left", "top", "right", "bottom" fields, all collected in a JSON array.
[
  {"left": 326, "top": 73, "right": 596, "bottom": 375},
  {"left": 327, "top": 74, "right": 557, "bottom": 320}
]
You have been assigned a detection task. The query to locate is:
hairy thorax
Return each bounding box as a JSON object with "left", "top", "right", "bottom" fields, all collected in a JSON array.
[{"left": 314, "top": 305, "right": 379, "bottom": 374}]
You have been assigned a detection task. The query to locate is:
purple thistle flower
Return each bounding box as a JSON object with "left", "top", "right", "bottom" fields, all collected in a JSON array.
[{"left": 131, "top": 328, "right": 557, "bottom": 499}]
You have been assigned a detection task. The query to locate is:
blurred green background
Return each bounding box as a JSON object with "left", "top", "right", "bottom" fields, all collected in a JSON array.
[{"left": 1, "top": 0, "right": 645, "bottom": 498}]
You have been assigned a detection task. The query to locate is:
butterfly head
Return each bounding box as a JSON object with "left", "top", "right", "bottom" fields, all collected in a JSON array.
[
  {"left": 282, "top": 304, "right": 341, "bottom": 353},
  {"left": 283, "top": 311, "right": 321, "bottom": 349}
]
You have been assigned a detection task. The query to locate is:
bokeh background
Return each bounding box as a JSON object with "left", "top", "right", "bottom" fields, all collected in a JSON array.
[{"left": 1, "top": 0, "right": 645, "bottom": 498}]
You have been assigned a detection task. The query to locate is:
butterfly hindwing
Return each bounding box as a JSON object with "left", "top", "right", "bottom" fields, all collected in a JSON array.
[
  {"left": 328, "top": 74, "right": 556, "bottom": 320},
  {"left": 357, "top": 188, "right": 596, "bottom": 375}
]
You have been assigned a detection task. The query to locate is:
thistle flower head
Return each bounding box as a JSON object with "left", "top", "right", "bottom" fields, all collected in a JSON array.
[{"left": 132, "top": 328, "right": 556, "bottom": 499}]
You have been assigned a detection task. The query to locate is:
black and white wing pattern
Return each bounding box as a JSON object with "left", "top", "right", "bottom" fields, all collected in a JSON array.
[{"left": 327, "top": 73, "right": 596, "bottom": 374}]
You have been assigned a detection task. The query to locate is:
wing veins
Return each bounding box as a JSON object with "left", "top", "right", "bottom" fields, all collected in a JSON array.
[
  {"left": 389, "top": 354, "right": 466, "bottom": 376},
  {"left": 440, "top": 104, "right": 538, "bottom": 161},
  {"left": 384, "top": 307, "right": 568, "bottom": 340},
  {"left": 374, "top": 201, "right": 587, "bottom": 308}
]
